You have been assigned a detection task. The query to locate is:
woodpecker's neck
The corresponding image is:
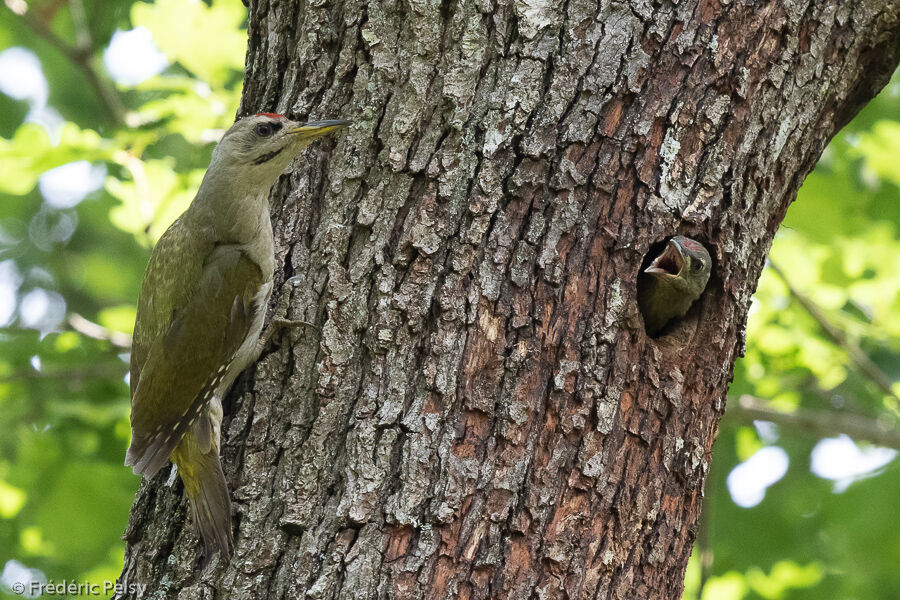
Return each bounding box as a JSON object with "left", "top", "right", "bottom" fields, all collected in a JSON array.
[{"left": 185, "top": 166, "right": 276, "bottom": 274}]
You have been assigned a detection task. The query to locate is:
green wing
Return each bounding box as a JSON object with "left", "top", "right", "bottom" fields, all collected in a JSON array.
[{"left": 126, "top": 240, "right": 264, "bottom": 477}]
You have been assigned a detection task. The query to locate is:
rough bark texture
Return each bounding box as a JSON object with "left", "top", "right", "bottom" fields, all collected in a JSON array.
[{"left": 117, "top": 0, "right": 900, "bottom": 598}]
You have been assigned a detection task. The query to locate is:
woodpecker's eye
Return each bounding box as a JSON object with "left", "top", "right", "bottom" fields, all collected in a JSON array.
[
  {"left": 254, "top": 122, "right": 280, "bottom": 137},
  {"left": 692, "top": 259, "right": 704, "bottom": 271}
]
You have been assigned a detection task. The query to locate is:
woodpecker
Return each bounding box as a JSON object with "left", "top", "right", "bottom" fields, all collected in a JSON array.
[
  {"left": 637, "top": 236, "right": 712, "bottom": 336},
  {"left": 125, "top": 113, "right": 348, "bottom": 560}
]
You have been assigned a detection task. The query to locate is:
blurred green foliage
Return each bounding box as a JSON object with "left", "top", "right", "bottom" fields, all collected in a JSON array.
[
  {"left": 0, "top": 2, "right": 897, "bottom": 599},
  {"left": 0, "top": 1, "right": 244, "bottom": 597}
]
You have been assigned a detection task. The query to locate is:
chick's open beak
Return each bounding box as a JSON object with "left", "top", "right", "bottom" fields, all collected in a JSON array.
[
  {"left": 645, "top": 239, "right": 685, "bottom": 277},
  {"left": 287, "top": 119, "right": 351, "bottom": 140}
]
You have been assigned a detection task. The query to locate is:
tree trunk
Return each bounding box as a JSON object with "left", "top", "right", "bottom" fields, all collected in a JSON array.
[{"left": 117, "top": 0, "right": 900, "bottom": 597}]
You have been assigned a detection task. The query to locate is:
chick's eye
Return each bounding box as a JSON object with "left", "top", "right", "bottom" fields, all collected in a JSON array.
[
  {"left": 255, "top": 123, "right": 276, "bottom": 137},
  {"left": 692, "top": 259, "right": 704, "bottom": 271}
]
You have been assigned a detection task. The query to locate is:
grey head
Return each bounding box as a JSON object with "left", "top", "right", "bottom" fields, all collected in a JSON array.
[{"left": 207, "top": 113, "right": 350, "bottom": 194}]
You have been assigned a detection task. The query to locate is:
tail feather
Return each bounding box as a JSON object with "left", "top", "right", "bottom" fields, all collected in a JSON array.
[
  {"left": 172, "top": 439, "right": 233, "bottom": 561},
  {"left": 125, "top": 432, "right": 178, "bottom": 478}
]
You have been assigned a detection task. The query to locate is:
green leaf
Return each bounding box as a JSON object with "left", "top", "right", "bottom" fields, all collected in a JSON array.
[
  {"left": 105, "top": 158, "right": 203, "bottom": 242},
  {"left": 97, "top": 305, "right": 137, "bottom": 335},
  {"left": 701, "top": 572, "right": 748, "bottom": 600},
  {"left": 747, "top": 561, "right": 825, "bottom": 599},
  {"left": 0, "top": 478, "right": 26, "bottom": 518},
  {"left": 131, "top": 0, "right": 246, "bottom": 87},
  {"left": 853, "top": 120, "right": 900, "bottom": 187},
  {"left": 735, "top": 427, "right": 763, "bottom": 462},
  {"left": 0, "top": 123, "right": 111, "bottom": 195}
]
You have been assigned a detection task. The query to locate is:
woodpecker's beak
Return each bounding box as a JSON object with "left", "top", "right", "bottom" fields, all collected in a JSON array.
[
  {"left": 645, "top": 239, "right": 685, "bottom": 277},
  {"left": 287, "top": 120, "right": 351, "bottom": 140}
]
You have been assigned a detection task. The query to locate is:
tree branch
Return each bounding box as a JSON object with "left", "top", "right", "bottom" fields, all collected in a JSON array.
[
  {"left": 0, "top": 363, "right": 126, "bottom": 384},
  {"left": 730, "top": 394, "right": 900, "bottom": 450},
  {"left": 14, "top": 2, "right": 126, "bottom": 125},
  {"left": 68, "top": 313, "right": 132, "bottom": 348},
  {"left": 768, "top": 260, "right": 899, "bottom": 403},
  {"left": 0, "top": 314, "right": 132, "bottom": 348}
]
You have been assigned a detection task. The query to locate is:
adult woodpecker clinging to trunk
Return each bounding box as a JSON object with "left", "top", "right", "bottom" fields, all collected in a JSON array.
[{"left": 125, "top": 113, "right": 349, "bottom": 560}]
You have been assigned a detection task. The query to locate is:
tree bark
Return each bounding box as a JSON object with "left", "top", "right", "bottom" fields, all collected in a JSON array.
[{"left": 117, "top": 0, "right": 900, "bottom": 598}]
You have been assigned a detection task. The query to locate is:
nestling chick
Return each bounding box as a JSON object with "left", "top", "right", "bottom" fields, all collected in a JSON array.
[{"left": 637, "top": 236, "right": 711, "bottom": 336}]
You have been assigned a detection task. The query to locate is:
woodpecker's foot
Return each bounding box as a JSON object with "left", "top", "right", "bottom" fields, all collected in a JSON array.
[
  {"left": 261, "top": 276, "right": 318, "bottom": 353},
  {"left": 272, "top": 317, "right": 319, "bottom": 334},
  {"left": 260, "top": 318, "right": 319, "bottom": 352}
]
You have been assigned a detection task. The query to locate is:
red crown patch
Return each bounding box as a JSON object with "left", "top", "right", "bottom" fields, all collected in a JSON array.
[{"left": 255, "top": 112, "right": 285, "bottom": 119}]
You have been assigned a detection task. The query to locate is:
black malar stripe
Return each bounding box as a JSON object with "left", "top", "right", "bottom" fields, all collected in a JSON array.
[{"left": 251, "top": 146, "right": 285, "bottom": 165}]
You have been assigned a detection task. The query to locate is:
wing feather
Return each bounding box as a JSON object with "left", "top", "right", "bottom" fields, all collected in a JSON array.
[{"left": 126, "top": 244, "right": 263, "bottom": 477}]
